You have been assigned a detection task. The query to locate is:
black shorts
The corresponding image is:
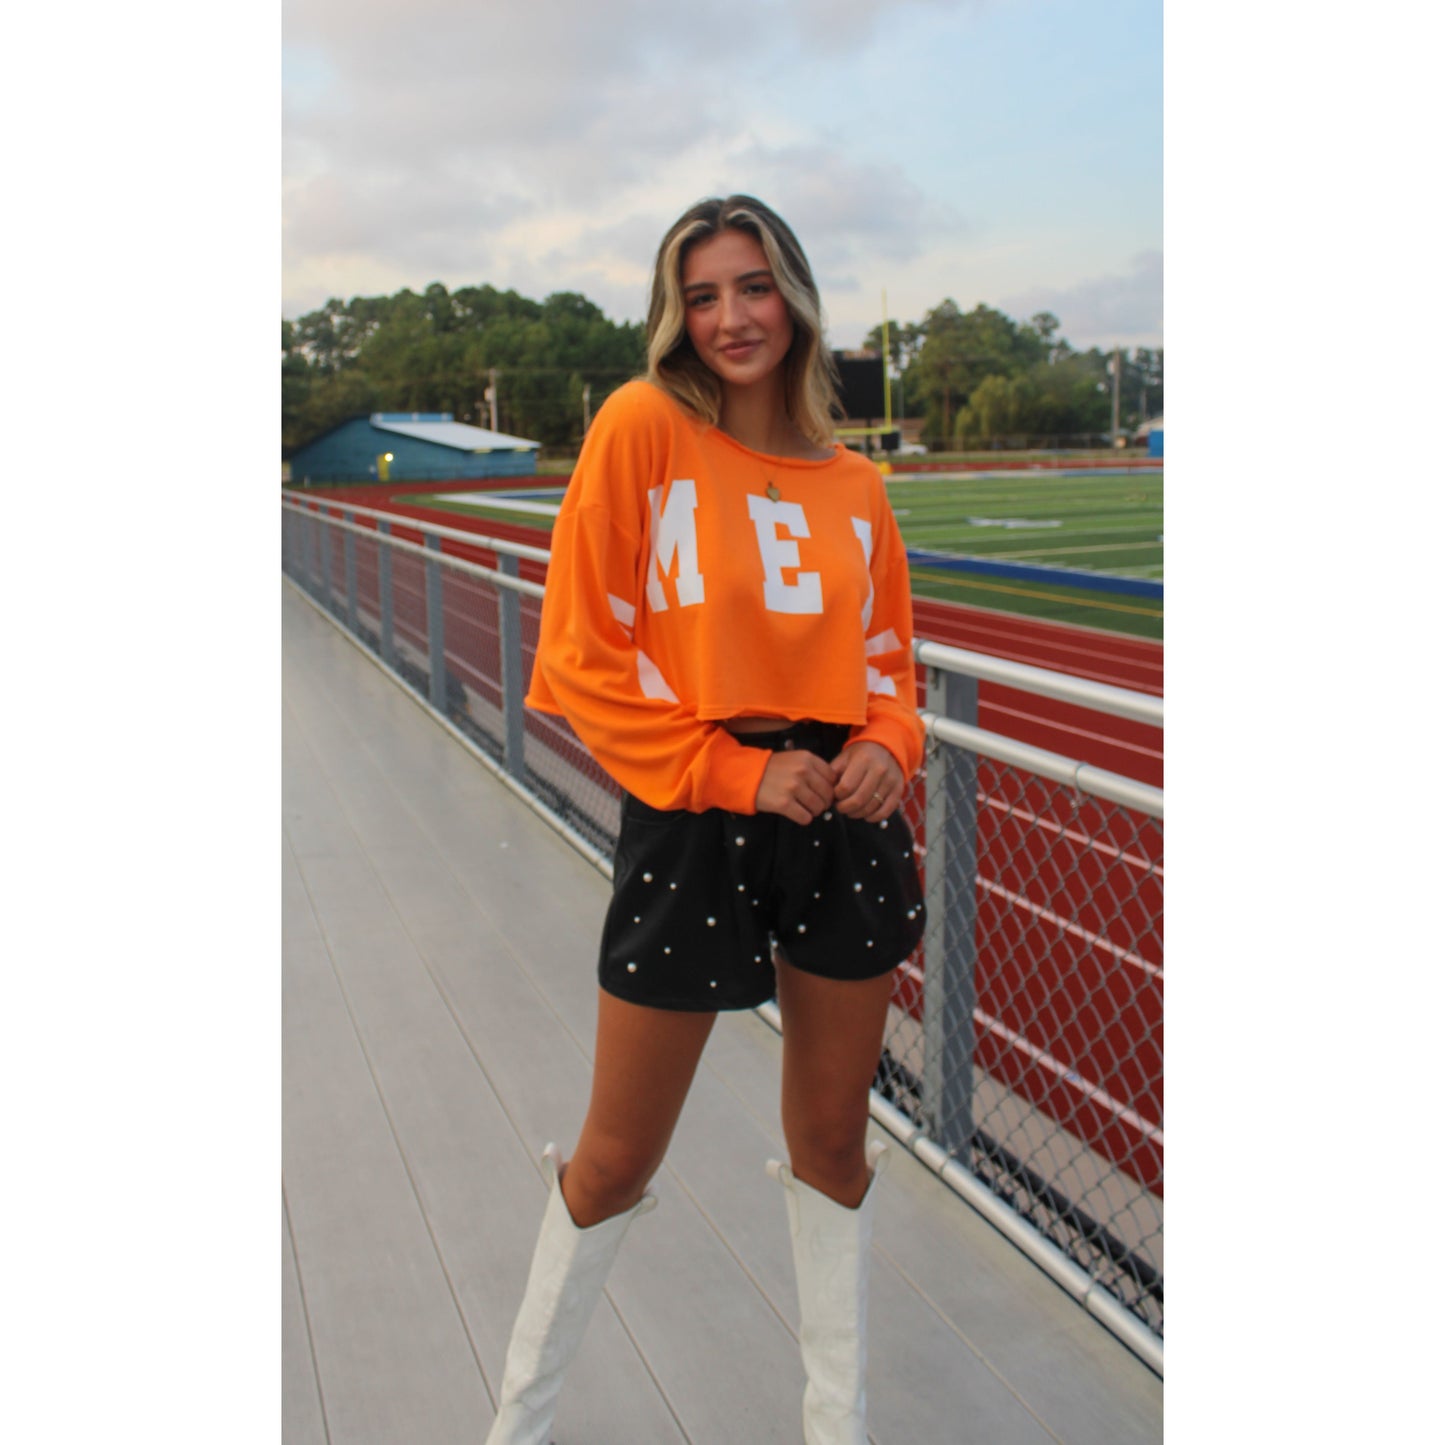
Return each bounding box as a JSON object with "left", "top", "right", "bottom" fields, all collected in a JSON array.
[{"left": 599, "top": 721, "right": 926, "bottom": 1012}]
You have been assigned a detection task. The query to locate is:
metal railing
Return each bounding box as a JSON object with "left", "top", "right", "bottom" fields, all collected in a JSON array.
[{"left": 281, "top": 493, "right": 1164, "bottom": 1372}]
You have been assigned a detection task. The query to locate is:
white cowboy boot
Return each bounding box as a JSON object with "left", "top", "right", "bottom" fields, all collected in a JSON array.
[
  {"left": 485, "top": 1144, "right": 656, "bottom": 1445},
  {"left": 767, "top": 1140, "right": 890, "bottom": 1445}
]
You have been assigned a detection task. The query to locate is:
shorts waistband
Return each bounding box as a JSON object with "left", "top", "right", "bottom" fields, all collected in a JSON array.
[{"left": 731, "top": 720, "right": 852, "bottom": 755}]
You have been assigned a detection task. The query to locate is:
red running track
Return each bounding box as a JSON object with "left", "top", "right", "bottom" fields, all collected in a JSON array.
[
  {"left": 899, "top": 603, "right": 1162, "bottom": 1196},
  {"left": 888, "top": 457, "right": 1162, "bottom": 474},
  {"left": 911, "top": 598, "right": 1162, "bottom": 789}
]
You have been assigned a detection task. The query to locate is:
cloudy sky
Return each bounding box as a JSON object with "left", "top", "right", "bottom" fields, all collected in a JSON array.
[{"left": 284, "top": 0, "right": 1161, "bottom": 350}]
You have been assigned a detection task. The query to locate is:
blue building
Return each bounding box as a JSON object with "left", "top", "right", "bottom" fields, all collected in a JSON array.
[
  {"left": 290, "top": 413, "right": 541, "bottom": 484},
  {"left": 1131, "top": 417, "right": 1164, "bottom": 458}
]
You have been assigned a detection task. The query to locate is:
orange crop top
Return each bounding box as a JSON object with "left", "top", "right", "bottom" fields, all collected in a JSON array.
[{"left": 525, "top": 380, "right": 924, "bottom": 812}]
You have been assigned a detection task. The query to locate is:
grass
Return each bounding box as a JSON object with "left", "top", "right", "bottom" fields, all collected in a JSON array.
[
  {"left": 410, "top": 465, "right": 1164, "bottom": 641},
  {"left": 418, "top": 493, "right": 566, "bottom": 530},
  {"left": 890, "top": 469, "right": 1162, "bottom": 639},
  {"left": 886, "top": 473, "right": 1161, "bottom": 572}
]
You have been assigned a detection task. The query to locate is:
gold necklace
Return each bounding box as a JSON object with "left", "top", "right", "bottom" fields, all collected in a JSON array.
[{"left": 721, "top": 417, "right": 790, "bottom": 499}]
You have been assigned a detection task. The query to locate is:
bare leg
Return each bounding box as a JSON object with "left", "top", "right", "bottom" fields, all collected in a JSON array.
[
  {"left": 561, "top": 990, "right": 717, "bottom": 1228},
  {"left": 776, "top": 955, "right": 894, "bottom": 1208}
]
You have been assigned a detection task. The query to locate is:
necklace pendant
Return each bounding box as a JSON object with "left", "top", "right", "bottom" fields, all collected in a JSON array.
[{"left": 765, "top": 481, "right": 781, "bottom": 502}]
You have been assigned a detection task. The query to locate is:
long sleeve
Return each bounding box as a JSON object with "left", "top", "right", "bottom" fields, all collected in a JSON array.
[
  {"left": 843, "top": 500, "right": 925, "bottom": 779},
  {"left": 524, "top": 399, "right": 770, "bottom": 813}
]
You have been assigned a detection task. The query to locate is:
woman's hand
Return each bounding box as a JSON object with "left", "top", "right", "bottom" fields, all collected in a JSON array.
[
  {"left": 831, "top": 741, "right": 905, "bottom": 823},
  {"left": 754, "top": 750, "right": 836, "bottom": 826}
]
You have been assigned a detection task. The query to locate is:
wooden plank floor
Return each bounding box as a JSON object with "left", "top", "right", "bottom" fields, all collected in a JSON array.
[{"left": 282, "top": 579, "right": 1163, "bottom": 1445}]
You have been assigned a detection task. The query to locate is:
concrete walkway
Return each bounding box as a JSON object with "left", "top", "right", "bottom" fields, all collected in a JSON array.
[{"left": 282, "top": 579, "right": 1163, "bottom": 1444}]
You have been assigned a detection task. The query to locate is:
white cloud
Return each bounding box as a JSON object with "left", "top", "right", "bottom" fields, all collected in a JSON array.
[
  {"left": 721, "top": 141, "right": 955, "bottom": 267},
  {"left": 1000, "top": 251, "right": 1163, "bottom": 350},
  {"left": 789, "top": 0, "right": 983, "bottom": 54},
  {"left": 281, "top": 0, "right": 1155, "bottom": 350}
]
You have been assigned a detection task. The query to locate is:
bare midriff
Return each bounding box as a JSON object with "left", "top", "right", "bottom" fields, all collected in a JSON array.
[{"left": 722, "top": 715, "right": 792, "bottom": 734}]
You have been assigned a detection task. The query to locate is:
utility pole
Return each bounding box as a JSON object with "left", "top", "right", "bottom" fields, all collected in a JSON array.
[
  {"left": 582, "top": 382, "right": 592, "bottom": 435},
  {"left": 487, "top": 368, "right": 499, "bottom": 432},
  {"left": 881, "top": 289, "right": 892, "bottom": 433},
  {"left": 1111, "top": 346, "right": 1121, "bottom": 447}
]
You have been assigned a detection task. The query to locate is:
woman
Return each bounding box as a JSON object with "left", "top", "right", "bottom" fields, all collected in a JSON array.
[{"left": 487, "top": 195, "right": 926, "bottom": 1445}]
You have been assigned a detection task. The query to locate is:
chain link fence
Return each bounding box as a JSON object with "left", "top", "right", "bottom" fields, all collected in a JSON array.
[
  {"left": 878, "top": 743, "right": 1162, "bottom": 1336},
  {"left": 282, "top": 494, "right": 1164, "bottom": 1357}
]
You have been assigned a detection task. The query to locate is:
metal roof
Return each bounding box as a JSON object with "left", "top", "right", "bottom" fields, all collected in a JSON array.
[{"left": 370, "top": 415, "right": 539, "bottom": 452}]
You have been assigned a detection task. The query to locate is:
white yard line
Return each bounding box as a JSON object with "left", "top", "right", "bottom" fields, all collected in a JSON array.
[
  {"left": 441, "top": 491, "right": 564, "bottom": 516},
  {"left": 1000, "top": 539, "right": 1164, "bottom": 560}
]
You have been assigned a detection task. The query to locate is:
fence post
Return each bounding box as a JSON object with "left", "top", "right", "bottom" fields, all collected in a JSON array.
[
  {"left": 305, "top": 511, "right": 320, "bottom": 600},
  {"left": 425, "top": 534, "right": 447, "bottom": 712},
  {"left": 497, "top": 553, "right": 526, "bottom": 780},
  {"left": 921, "top": 666, "right": 980, "bottom": 1155},
  {"left": 307, "top": 511, "right": 325, "bottom": 601},
  {"left": 323, "top": 505, "right": 339, "bottom": 612},
  {"left": 342, "top": 509, "right": 359, "bottom": 636},
  {"left": 378, "top": 519, "right": 395, "bottom": 669},
  {"left": 317, "top": 509, "right": 335, "bottom": 614}
]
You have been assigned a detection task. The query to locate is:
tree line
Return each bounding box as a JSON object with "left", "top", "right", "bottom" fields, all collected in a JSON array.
[
  {"left": 283, "top": 282, "right": 646, "bottom": 456},
  {"left": 283, "top": 282, "right": 1162, "bottom": 456},
  {"left": 863, "top": 302, "right": 1162, "bottom": 448}
]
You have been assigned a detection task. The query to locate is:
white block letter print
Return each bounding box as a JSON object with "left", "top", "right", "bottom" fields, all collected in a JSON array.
[
  {"left": 608, "top": 593, "right": 678, "bottom": 701},
  {"left": 746, "top": 495, "right": 823, "bottom": 614},
  {"left": 851, "top": 516, "right": 897, "bottom": 696},
  {"left": 851, "top": 517, "right": 875, "bottom": 633},
  {"left": 646, "top": 480, "right": 705, "bottom": 611}
]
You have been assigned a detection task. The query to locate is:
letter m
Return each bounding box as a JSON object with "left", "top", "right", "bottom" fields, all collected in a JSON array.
[{"left": 645, "top": 479, "right": 705, "bottom": 611}]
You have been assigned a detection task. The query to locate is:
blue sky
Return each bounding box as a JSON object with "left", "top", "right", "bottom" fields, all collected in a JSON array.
[{"left": 283, "top": 0, "right": 1161, "bottom": 351}]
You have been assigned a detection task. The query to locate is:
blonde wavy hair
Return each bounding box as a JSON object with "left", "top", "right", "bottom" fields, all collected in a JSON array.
[{"left": 645, "top": 196, "right": 841, "bottom": 449}]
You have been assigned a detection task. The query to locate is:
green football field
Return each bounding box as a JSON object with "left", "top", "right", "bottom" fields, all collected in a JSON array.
[
  {"left": 416, "top": 465, "right": 1164, "bottom": 640},
  {"left": 886, "top": 468, "right": 1163, "bottom": 638}
]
